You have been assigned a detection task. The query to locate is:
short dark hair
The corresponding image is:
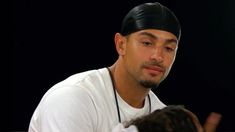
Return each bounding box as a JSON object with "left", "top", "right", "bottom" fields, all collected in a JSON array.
[{"left": 125, "top": 105, "right": 197, "bottom": 132}]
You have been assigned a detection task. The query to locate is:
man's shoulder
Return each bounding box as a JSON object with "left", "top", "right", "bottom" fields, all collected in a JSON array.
[
  {"left": 149, "top": 91, "right": 166, "bottom": 110},
  {"left": 43, "top": 68, "right": 110, "bottom": 97},
  {"left": 55, "top": 67, "right": 108, "bottom": 87}
]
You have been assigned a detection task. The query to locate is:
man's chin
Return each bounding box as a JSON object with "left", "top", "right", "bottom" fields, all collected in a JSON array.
[{"left": 139, "top": 80, "right": 159, "bottom": 89}]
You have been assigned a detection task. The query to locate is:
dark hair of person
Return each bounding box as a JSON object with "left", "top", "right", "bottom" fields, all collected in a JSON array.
[{"left": 125, "top": 105, "right": 198, "bottom": 132}]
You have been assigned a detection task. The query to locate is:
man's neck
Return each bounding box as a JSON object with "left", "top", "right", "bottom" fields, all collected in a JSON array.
[{"left": 109, "top": 62, "right": 150, "bottom": 108}]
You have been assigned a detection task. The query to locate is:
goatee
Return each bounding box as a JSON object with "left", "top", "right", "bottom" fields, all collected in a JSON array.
[{"left": 139, "top": 80, "right": 159, "bottom": 90}]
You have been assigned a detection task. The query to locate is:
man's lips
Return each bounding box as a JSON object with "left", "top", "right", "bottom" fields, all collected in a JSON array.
[
  {"left": 145, "top": 66, "right": 164, "bottom": 72},
  {"left": 144, "top": 66, "right": 164, "bottom": 76}
]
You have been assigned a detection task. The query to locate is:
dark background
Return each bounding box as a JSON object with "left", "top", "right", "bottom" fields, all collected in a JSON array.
[{"left": 12, "top": 0, "right": 234, "bottom": 131}]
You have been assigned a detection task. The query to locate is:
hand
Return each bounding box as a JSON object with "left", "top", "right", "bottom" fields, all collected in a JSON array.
[{"left": 203, "top": 112, "right": 222, "bottom": 132}]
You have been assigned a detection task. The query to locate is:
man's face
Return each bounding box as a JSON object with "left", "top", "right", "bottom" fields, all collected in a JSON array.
[{"left": 121, "top": 29, "right": 178, "bottom": 88}]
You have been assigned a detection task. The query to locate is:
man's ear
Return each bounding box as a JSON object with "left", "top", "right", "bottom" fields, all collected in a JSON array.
[{"left": 114, "top": 33, "right": 126, "bottom": 56}]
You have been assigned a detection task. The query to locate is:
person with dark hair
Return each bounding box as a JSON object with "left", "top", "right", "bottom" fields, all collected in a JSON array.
[
  {"left": 112, "top": 105, "right": 202, "bottom": 132},
  {"left": 28, "top": 2, "right": 220, "bottom": 132}
]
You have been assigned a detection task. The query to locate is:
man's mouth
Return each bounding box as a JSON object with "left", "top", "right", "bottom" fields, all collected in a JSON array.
[{"left": 144, "top": 65, "right": 164, "bottom": 76}]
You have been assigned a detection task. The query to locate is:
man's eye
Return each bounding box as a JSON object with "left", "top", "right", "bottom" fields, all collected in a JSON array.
[
  {"left": 142, "top": 42, "right": 153, "bottom": 46},
  {"left": 165, "top": 47, "right": 174, "bottom": 52}
]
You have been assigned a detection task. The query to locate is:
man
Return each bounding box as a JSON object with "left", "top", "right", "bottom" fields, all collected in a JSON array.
[{"left": 29, "top": 2, "right": 220, "bottom": 132}]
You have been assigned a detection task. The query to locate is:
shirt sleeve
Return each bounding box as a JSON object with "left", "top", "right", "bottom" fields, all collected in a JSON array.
[{"left": 29, "top": 85, "right": 98, "bottom": 132}]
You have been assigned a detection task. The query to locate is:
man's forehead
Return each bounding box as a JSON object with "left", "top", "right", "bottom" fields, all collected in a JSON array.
[{"left": 134, "top": 30, "right": 178, "bottom": 42}]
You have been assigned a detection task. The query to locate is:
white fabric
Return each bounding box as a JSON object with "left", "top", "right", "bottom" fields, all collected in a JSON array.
[
  {"left": 112, "top": 123, "right": 138, "bottom": 132},
  {"left": 28, "top": 68, "right": 165, "bottom": 132}
]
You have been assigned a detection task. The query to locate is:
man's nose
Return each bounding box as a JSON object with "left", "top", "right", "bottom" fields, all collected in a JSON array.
[{"left": 150, "top": 47, "right": 164, "bottom": 63}]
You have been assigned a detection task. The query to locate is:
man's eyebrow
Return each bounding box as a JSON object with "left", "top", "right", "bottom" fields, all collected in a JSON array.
[
  {"left": 138, "top": 31, "right": 178, "bottom": 44},
  {"left": 165, "top": 39, "right": 178, "bottom": 45},
  {"left": 138, "top": 32, "right": 158, "bottom": 39}
]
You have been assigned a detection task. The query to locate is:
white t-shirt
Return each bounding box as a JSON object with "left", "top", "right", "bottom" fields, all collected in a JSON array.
[
  {"left": 112, "top": 123, "right": 138, "bottom": 132},
  {"left": 29, "top": 68, "right": 165, "bottom": 132}
]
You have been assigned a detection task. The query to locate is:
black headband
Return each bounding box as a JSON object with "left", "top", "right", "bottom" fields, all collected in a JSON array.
[{"left": 120, "top": 2, "right": 181, "bottom": 40}]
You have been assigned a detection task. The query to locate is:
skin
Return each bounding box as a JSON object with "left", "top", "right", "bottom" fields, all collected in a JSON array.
[
  {"left": 109, "top": 29, "right": 178, "bottom": 108},
  {"left": 204, "top": 112, "right": 222, "bottom": 132}
]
